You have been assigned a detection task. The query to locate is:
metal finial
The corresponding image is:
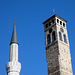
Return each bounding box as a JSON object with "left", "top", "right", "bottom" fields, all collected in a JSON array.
[
  {"left": 53, "top": 9, "right": 55, "bottom": 15},
  {"left": 14, "top": 18, "right": 15, "bottom": 26}
]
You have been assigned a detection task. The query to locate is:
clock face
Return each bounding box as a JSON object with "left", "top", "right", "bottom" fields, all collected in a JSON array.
[{"left": 60, "top": 28, "right": 64, "bottom": 32}]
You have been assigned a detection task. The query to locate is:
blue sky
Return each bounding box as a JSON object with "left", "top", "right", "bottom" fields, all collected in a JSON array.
[{"left": 0, "top": 0, "right": 75, "bottom": 75}]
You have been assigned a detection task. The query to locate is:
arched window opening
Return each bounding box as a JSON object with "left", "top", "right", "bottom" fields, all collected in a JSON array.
[
  {"left": 49, "top": 29, "right": 52, "bottom": 33},
  {"left": 52, "top": 19, "right": 55, "bottom": 24},
  {"left": 63, "top": 34, "right": 67, "bottom": 43},
  {"left": 46, "top": 24, "right": 48, "bottom": 28},
  {"left": 60, "top": 21, "right": 62, "bottom": 25},
  {"left": 49, "top": 22, "right": 51, "bottom": 26},
  {"left": 52, "top": 31, "right": 56, "bottom": 42},
  {"left": 47, "top": 34, "right": 51, "bottom": 45},
  {"left": 59, "top": 32, "right": 62, "bottom": 41},
  {"left": 57, "top": 19, "right": 59, "bottom": 23},
  {"left": 63, "top": 23, "right": 65, "bottom": 27}
]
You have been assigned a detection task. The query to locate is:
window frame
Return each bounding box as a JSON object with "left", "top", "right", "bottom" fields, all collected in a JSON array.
[
  {"left": 59, "top": 32, "right": 62, "bottom": 41},
  {"left": 47, "top": 34, "right": 51, "bottom": 45},
  {"left": 57, "top": 19, "right": 59, "bottom": 23},
  {"left": 63, "top": 23, "right": 65, "bottom": 27},
  {"left": 52, "top": 31, "right": 56, "bottom": 42},
  {"left": 63, "top": 34, "right": 67, "bottom": 43},
  {"left": 49, "top": 22, "right": 51, "bottom": 26},
  {"left": 46, "top": 24, "right": 48, "bottom": 28},
  {"left": 60, "top": 21, "right": 62, "bottom": 25}
]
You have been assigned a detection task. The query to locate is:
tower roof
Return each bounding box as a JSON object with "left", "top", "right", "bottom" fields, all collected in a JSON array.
[
  {"left": 10, "top": 22, "right": 18, "bottom": 45},
  {"left": 43, "top": 14, "right": 67, "bottom": 24}
]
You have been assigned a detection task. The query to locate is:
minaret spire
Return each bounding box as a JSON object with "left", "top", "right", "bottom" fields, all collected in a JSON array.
[{"left": 10, "top": 20, "right": 18, "bottom": 45}]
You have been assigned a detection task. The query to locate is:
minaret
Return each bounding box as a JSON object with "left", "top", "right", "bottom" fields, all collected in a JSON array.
[
  {"left": 43, "top": 13, "right": 73, "bottom": 75},
  {"left": 6, "top": 22, "right": 21, "bottom": 75}
]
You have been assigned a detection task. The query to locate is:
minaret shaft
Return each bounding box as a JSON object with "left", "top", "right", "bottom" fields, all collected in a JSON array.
[{"left": 10, "top": 43, "right": 18, "bottom": 61}]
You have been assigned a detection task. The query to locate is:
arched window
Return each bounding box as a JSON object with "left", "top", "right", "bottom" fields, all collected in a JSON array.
[
  {"left": 57, "top": 19, "right": 59, "bottom": 23},
  {"left": 59, "top": 32, "right": 62, "bottom": 41},
  {"left": 47, "top": 34, "right": 51, "bottom": 45},
  {"left": 52, "top": 31, "right": 55, "bottom": 42},
  {"left": 63, "top": 34, "right": 67, "bottom": 43},
  {"left": 46, "top": 24, "right": 48, "bottom": 28},
  {"left": 60, "top": 21, "right": 62, "bottom": 25}
]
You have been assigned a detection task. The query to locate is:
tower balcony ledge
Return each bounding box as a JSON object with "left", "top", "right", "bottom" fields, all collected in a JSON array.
[{"left": 6, "top": 61, "right": 21, "bottom": 73}]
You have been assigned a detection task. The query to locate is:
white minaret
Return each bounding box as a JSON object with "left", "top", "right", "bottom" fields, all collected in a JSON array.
[{"left": 6, "top": 22, "right": 21, "bottom": 75}]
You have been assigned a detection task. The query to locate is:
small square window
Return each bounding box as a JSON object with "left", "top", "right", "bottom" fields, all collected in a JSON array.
[
  {"left": 49, "top": 29, "right": 52, "bottom": 33},
  {"left": 60, "top": 21, "right": 62, "bottom": 25},
  {"left": 49, "top": 22, "right": 51, "bottom": 26},
  {"left": 52, "top": 20, "right": 55, "bottom": 24},
  {"left": 57, "top": 19, "right": 59, "bottom": 23},
  {"left": 46, "top": 24, "right": 48, "bottom": 28},
  {"left": 63, "top": 23, "right": 65, "bottom": 27}
]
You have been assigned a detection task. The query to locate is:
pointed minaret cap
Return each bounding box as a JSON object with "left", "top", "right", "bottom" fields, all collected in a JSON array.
[{"left": 10, "top": 20, "right": 18, "bottom": 45}]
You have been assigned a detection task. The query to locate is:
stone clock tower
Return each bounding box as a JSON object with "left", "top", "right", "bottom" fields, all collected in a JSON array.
[{"left": 43, "top": 14, "right": 73, "bottom": 75}]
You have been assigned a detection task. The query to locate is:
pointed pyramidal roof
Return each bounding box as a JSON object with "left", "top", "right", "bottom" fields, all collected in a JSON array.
[{"left": 10, "top": 21, "right": 18, "bottom": 45}]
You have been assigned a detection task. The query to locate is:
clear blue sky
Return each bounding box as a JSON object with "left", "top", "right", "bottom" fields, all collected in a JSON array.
[{"left": 0, "top": 0, "right": 75, "bottom": 75}]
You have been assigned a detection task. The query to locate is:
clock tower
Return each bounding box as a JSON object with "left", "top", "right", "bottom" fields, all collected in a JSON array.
[{"left": 43, "top": 14, "right": 73, "bottom": 75}]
